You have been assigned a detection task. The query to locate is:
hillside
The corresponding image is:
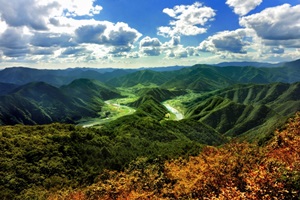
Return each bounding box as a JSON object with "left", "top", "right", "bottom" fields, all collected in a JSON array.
[
  {"left": 61, "top": 79, "right": 122, "bottom": 109},
  {"left": 106, "top": 70, "right": 171, "bottom": 87},
  {"left": 185, "top": 82, "right": 300, "bottom": 141},
  {"left": 0, "top": 67, "right": 136, "bottom": 87},
  {"left": 0, "top": 93, "right": 228, "bottom": 199},
  {"left": 1, "top": 59, "right": 299, "bottom": 90},
  {"left": 0, "top": 80, "right": 121, "bottom": 125},
  {"left": 0, "top": 82, "right": 19, "bottom": 95},
  {"left": 128, "top": 88, "right": 186, "bottom": 108},
  {"left": 44, "top": 112, "right": 300, "bottom": 199}
]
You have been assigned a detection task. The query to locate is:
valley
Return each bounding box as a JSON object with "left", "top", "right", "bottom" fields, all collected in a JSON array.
[
  {"left": 0, "top": 59, "right": 300, "bottom": 199},
  {"left": 163, "top": 103, "right": 184, "bottom": 120},
  {"left": 78, "top": 99, "right": 136, "bottom": 128}
]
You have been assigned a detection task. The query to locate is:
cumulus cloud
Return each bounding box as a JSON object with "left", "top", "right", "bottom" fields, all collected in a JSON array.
[
  {"left": 0, "top": 28, "right": 30, "bottom": 57},
  {"left": 0, "top": 0, "right": 102, "bottom": 31},
  {"left": 199, "top": 29, "right": 251, "bottom": 54},
  {"left": 240, "top": 4, "right": 300, "bottom": 41},
  {"left": 30, "top": 48, "right": 55, "bottom": 55},
  {"left": 175, "top": 49, "right": 188, "bottom": 58},
  {"left": 139, "top": 37, "right": 162, "bottom": 56},
  {"left": 140, "top": 36, "right": 161, "bottom": 47},
  {"left": 164, "top": 45, "right": 199, "bottom": 59},
  {"left": 59, "top": 0, "right": 102, "bottom": 17},
  {"left": 226, "top": 0, "right": 262, "bottom": 16},
  {"left": 103, "top": 22, "right": 142, "bottom": 46},
  {"left": 31, "top": 33, "right": 75, "bottom": 47},
  {"left": 0, "top": 0, "right": 59, "bottom": 30},
  {"left": 171, "top": 36, "right": 181, "bottom": 46},
  {"left": 158, "top": 2, "right": 215, "bottom": 37},
  {"left": 263, "top": 39, "right": 300, "bottom": 49},
  {"left": 76, "top": 22, "right": 141, "bottom": 47},
  {"left": 61, "top": 47, "right": 87, "bottom": 56},
  {"left": 75, "top": 24, "right": 107, "bottom": 44}
]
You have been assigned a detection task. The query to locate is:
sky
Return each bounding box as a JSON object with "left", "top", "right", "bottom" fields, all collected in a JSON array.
[{"left": 0, "top": 0, "right": 300, "bottom": 69}]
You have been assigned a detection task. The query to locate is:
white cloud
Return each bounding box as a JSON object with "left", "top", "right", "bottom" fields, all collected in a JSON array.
[
  {"left": 240, "top": 4, "right": 300, "bottom": 41},
  {"left": 103, "top": 22, "right": 142, "bottom": 46},
  {"left": 31, "top": 32, "right": 75, "bottom": 47},
  {"left": 75, "top": 22, "right": 142, "bottom": 49},
  {"left": 0, "top": 28, "right": 31, "bottom": 57},
  {"left": 263, "top": 39, "right": 300, "bottom": 49},
  {"left": 140, "top": 36, "right": 161, "bottom": 47},
  {"left": 226, "top": 0, "right": 262, "bottom": 16},
  {"left": 199, "top": 29, "right": 253, "bottom": 54},
  {"left": 58, "top": 0, "right": 102, "bottom": 17},
  {"left": 0, "top": 0, "right": 102, "bottom": 31},
  {"left": 139, "top": 36, "right": 162, "bottom": 56},
  {"left": 158, "top": 2, "right": 215, "bottom": 37},
  {"left": 75, "top": 24, "right": 108, "bottom": 44},
  {"left": 0, "top": 0, "right": 59, "bottom": 30},
  {"left": 0, "top": 0, "right": 141, "bottom": 60}
]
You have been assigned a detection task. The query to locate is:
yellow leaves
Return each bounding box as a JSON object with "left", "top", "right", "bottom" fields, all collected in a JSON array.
[{"left": 48, "top": 112, "right": 300, "bottom": 200}]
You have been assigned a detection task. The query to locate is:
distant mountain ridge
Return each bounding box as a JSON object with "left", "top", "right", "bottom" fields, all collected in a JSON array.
[
  {"left": 214, "top": 61, "right": 282, "bottom": 68},
  {"left": 0, "top": 59, "right": 299, "bottom": 89},
  {"left": 0, "top": 67, "right": 137, "bottom": 87}
]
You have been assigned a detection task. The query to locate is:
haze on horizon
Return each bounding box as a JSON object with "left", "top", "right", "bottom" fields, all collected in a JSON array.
[{"left": 0, "top": 0, "right": 300, "bottom": 69}]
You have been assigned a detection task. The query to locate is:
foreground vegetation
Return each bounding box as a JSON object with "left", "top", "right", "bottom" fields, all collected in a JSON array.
[
  {"left": 50, "top": 112, "right": 300, "bottom": 199},
  {"left": 0, "top": 96, "right": 228, "bottom": 199}
]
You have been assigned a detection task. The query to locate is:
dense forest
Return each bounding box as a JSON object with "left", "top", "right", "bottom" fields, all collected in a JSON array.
[{"left": 0, "top": 60, "right": 300, "bottom": 199}]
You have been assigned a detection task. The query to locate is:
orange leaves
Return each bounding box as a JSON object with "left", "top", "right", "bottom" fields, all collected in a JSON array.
[
  {"left": 49, "top": 112, "right": 300, "bottom": 200},
  {"left": 164, "top": 143, "right": 264, "bottom": 199}
]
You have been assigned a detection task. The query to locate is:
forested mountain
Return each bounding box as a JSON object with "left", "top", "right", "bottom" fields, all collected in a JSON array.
[
  {"left": 0, "top": 59, "right": 299, "bottom": 199},
  {"left": 0, "top": 67, "right": 136, "bottom": 86},
  {"left": 0, "top": 92, "right": 227, "bottom": 199},
  {"left": 0, "top": 79, "right": 121, "bottom": 125},
  {"left": 185, "top": 82, "right": 300, "bottom": 141},
  {"left": 1, "top": 59, "right": 299, "bottom": 89},
  {"left": 0, "top": 82, "right": 19, "bottom": 95},
  {"left": 107, "top": 59, "right": 300, "bottom": 91},
  {"left": 106, "top": 70, "right": 171, "bottom": 87},
  {"left": 48, "top": 113, "right": 300, "bottom": 200}
]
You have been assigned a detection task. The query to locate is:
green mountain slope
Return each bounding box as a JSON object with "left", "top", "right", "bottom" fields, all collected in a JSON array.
[
  {"left": 106, "top": 70, "right": 170, "bottom": 87},
  {"left": 0, "top": 80, "right": 122, "bottom": 125},
  {"left": 0, "top": 67, "right": 136, "bottom": 87},
  {"left": 186, "top": 82, "right": 300, "bottom": 141},
  {"left": 161, "top": 60, "right": 300, "bottom": 91},
  {"left": 61, "top": 79, "right": 122, "bottom": 110},
  {"left": 128, "top": 88, "right": 186, "bottom": 108},
  {"left": 0, "top": 82, "right": 19, "bottom": 95},
  {"left": 162, "top": 65, "right": 236, "bottom": 91}
]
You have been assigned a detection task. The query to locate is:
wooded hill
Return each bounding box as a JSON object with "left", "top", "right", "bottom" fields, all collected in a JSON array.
[
  {"left": 0, "top": 59, "right": 299, "bottom": 199},
  {"left": 0, "top": 79, "right": 122, "bottom": 125}
]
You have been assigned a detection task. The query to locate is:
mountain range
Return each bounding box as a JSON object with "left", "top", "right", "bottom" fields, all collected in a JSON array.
[
  {"left": 0, "top": 79, "right": 121, "bottom": 125},
  {"left": 0, "top": 58, "right": 299, "bottom": 131},
  {"left": 1, "top": 59, "right": 300, "bottom": 199}
]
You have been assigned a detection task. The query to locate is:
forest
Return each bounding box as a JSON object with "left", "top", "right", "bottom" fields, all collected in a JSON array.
[{"left": 0, "top": 60, "right": 300, "bottom": 199}]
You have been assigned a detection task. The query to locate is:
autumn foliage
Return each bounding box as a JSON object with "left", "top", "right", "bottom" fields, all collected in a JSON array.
[{"left": 50, "top": 112, "right": 300, "bottom": 200}]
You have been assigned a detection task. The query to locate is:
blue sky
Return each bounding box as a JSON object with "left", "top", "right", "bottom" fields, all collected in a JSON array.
[{"left": 0, "top": 0, "right": 300, "bottom": 68}]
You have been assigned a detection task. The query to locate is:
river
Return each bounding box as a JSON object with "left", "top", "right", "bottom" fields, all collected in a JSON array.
[
  {"left": 163, "top": 103, "right": 184, "bottom": 120},
  {"left": 78, "top": 100, "right": 135, "bottom": 128}
]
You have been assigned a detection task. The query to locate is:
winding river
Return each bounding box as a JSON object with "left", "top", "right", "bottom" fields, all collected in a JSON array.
[
  {"left": 78, "top": 100, "right": 135, "bottom": 128},
  {"left": 163, "top": 103, "right": 184, "bottom": 120}
]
